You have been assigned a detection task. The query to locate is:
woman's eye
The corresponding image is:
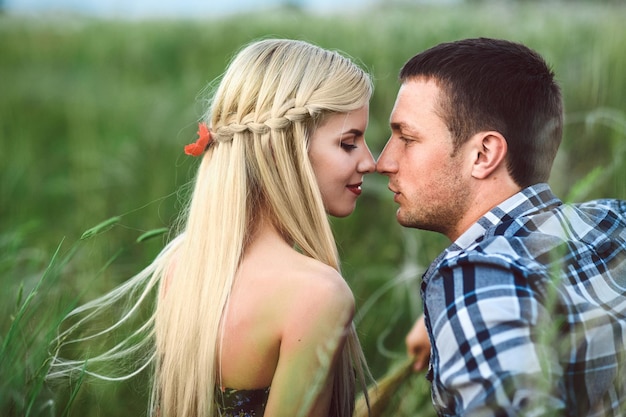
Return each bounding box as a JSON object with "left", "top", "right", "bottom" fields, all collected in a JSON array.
[{"left": 341, "top": 142, "right": 357, "bottom": 150}]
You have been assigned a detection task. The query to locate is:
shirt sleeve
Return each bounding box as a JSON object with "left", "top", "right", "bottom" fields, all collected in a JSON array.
[{"left": 424, "top": 254, "right": 567, "bottom": 416}]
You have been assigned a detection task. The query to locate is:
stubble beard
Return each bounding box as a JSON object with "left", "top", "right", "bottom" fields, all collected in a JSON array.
[
  {"left": 397, "top": 170, "right": 470, "bottom": 239},
  {"left": 397, "top": 205, "right": 458, "bottom": 236}
]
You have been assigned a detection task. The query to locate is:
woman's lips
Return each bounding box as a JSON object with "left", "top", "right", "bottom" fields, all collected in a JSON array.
[{"left": 347, "top": 183, "right": 363, "bottom": 196}]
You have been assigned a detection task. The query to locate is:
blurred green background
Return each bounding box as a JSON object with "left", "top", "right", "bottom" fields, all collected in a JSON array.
[{"left": 1, "top": 1, "right": 626, "bottom": 416}]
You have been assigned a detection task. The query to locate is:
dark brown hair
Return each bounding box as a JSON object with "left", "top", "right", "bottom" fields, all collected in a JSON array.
[{"left": 400, "top": 37, "right": 563, "bottom": 187}]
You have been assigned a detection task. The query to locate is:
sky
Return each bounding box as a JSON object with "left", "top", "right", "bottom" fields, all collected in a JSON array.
[{"left": 3, "top": 0, "right": 380, "bottom": 19}]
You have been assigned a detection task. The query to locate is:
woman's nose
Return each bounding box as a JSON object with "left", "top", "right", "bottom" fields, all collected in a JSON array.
[{"left": 358, "top": 145, "right": 376, "bottom": 174}]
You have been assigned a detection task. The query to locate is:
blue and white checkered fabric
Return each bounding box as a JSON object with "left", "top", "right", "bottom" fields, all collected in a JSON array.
[{"left": 422, "top": 183, "right": 626, "bottom": 416}]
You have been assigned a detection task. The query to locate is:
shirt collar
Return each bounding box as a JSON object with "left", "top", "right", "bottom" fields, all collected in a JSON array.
[{"left": 445, "top": 183, "right": 562, "bottom": 259}]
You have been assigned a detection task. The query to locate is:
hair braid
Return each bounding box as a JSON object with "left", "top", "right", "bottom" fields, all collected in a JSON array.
[{"left": 211, "top": 105, "right": 315, "bottom": 142}]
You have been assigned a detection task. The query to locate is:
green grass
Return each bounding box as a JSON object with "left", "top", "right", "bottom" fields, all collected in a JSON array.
[{"left": 1, "top": 1, "right": 626, "bottom": 416}]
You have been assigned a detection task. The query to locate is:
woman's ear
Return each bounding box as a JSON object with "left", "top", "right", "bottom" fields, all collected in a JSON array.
[{"left": 470, "top": 131, "right": 508, "bottom": 180}]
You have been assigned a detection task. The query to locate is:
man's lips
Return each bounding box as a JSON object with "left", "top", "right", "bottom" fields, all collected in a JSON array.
[
  {"left": 347, "top": 182, "right": 363, "bottom": 196},
  {"left": 388, "top": 186, "right": 401, "bottom": 202}
]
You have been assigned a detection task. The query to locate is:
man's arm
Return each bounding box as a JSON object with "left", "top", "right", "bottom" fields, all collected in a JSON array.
[
  {"left": 406, "top": 314, "right": 430, "bottom": 372},
  {"left": 426, "top": 258, "right": 566, "bottom": 416}
]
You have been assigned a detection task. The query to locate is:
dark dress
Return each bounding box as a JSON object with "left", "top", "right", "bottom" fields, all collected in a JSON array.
[{"left": 215, "top": 387, "right": 270, "bottom": 417}]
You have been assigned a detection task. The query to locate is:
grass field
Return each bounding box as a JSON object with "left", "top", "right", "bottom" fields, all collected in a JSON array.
[{"left": 1, "top": 1, "right": 626, "bottom": 416}]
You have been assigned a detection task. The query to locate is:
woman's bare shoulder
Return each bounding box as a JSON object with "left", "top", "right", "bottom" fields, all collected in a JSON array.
[
  {"left": 235, "top": 234, "right": 354, "bottom": 334},
  {"left": 289, "top": 252, "right": 353, "bottom": 308},
  {"left": 274, "top": 252, "right": 355, "bottom": 336}
]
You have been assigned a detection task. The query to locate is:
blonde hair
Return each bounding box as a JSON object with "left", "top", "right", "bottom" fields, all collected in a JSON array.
[{"left": 49, "top": 39, "right": 372, "bottom": 417}]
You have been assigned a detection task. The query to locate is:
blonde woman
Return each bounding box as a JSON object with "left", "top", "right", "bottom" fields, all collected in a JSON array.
[{"left": 49, "top": 39, "right": 376, "bottom": 417}]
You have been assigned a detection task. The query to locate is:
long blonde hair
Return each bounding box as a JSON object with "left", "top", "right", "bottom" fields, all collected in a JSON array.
[{"left": 49, "top": 39, "right": 372, "bottom": 417}]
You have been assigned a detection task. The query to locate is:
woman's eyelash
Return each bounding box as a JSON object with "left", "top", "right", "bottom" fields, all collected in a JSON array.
[{"left": 341, "top": 142, "right": 357, "bottom": 150}]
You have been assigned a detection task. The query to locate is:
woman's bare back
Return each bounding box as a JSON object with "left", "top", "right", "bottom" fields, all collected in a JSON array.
[{"left": 219, "top": 223, "right": 355, "bottom": 416}]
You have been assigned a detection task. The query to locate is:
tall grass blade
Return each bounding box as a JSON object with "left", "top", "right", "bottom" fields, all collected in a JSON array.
[
  {"left": 136, "top": 227, "right": 169, "bottom": 243},
  {"left": 354, "top": 357, "right": 415, "bottom": 417},
  {"left": 0, "top": 240, "right": 65, "bottom": 357},
  {"left": 80, "top": 216, "right": 122, "bottom": 240},
  {"left": 59, "top": 365, "right": 87, "bottom": 417}
]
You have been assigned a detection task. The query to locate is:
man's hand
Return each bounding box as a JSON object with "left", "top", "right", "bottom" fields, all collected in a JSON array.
[{"left": 405, "top": 314, "right": 431, "bottom": 372}]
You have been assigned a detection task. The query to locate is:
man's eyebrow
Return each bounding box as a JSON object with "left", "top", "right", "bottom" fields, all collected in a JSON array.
[
  {"left": 390, "top": 122, "right": 403, "bottom": 130},
  {"left": 390, "top": 122, "right": 418, "bottom": 135}
]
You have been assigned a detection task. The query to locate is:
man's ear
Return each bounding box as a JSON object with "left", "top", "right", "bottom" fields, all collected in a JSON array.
[{"left": 470, "top": 131, "right": 508, "bottom": 180}]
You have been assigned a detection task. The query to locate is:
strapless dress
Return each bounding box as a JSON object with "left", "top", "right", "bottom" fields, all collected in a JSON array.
[{"left": 215, "top": 386, "right": 270, "bottom": 417}]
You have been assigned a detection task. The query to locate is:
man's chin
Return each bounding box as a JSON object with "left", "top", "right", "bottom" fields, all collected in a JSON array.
[
  {"left": 396, "top": 211, "right": 420, "bottom": 229},
  {"left": 397, "top": 211, "right": 439, "bottom": 233}
]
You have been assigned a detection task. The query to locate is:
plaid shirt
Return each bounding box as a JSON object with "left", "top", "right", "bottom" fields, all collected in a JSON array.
[{"left": 422, "top": 183, "right": 626, "bottom": 417}]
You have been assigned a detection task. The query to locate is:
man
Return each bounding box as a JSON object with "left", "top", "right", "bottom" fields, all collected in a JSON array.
[{"left": 377, "top": 37, "right": 626, "bottom": 416}]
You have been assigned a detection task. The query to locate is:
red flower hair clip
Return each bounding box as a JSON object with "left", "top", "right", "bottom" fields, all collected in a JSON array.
[{"left": 184, "top": 122, "right": 212, "bottom": 156}]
